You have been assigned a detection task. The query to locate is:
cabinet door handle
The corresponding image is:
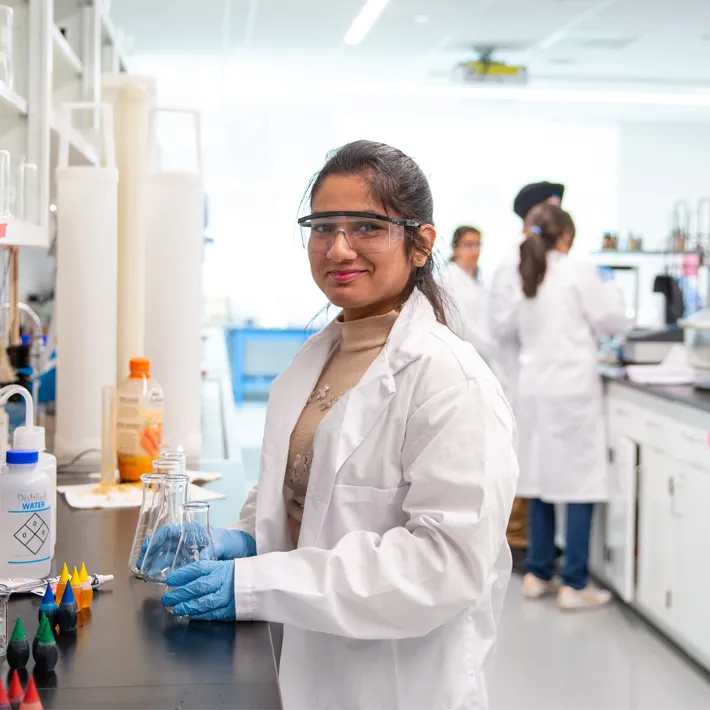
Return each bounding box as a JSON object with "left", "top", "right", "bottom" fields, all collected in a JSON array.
[
  {"left": 681, "top": 431, "right": 704, "bottom": 445},
  {"left": 668, "top": 477, "right": 675, "bottom": 495}
]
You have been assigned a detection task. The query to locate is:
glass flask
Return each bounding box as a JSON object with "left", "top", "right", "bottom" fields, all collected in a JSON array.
[
  {"left": 0, "top": 584, "right": 8, "bottom": 656},
  {"left": 127, "top": 473, "right": 165, "bottom": 577},
  {"left": 172, "top": 502, "right": 215, "bottom": 570},
  {"left": 160, "top": 444, "right": 187, "bottom": 478},
  {"left": 167, "top": 502, "right": 217, "bottom": 616},
  {"left": 0, "top": 150, "right": 10, "bottom": 218},
  {"left": 139, "top": 470, "right": 189, "bottom": 583},
  {"left": 0, "top": 6, "right": 13, "bottom": 89}
]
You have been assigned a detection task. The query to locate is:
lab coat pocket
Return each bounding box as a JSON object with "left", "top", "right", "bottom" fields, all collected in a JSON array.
[{"left": 327, "top": 483, "right": 409, "bottom": 538}]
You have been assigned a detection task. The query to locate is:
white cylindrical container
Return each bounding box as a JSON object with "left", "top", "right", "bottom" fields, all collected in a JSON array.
[
  {"left": 0, "top": 450, "right": 52, "bottom": 577},
  {"left": 144, "top": 109, "right": 204, "bottom": 458},
  {"left": 13, "top": 426, "right": 57, "bottom": 555},
  {"left": 102, "top": 77, "right": 156, "bottom": 382},
  {"left": 55, "top": 103, "right": 119, "bottom": 461}
]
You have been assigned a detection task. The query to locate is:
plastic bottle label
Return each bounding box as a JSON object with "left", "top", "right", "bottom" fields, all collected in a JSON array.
[
  {"left": 6, "top": 492, "right": 51, "bottom": 563},
  {"left": 116, "top": 388, "right": 164, "bottom": 482}
]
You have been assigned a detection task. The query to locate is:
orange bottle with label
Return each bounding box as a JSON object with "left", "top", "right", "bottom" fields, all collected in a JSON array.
[{"left": 116, "top": 358, "right": 164, "bottom": 483}]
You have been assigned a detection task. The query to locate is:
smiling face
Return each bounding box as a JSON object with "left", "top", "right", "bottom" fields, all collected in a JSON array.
[{"left": 308, "top": 174, "right": 423, "bottom": 321}]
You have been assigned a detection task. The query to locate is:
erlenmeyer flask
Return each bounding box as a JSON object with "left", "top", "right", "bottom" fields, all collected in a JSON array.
[
  {"left": 128, "top": 472, "right": 165, "bottom": 576},
  {"left": 139, "top": 469, "right": 189, "bottom": 584},
  {"left": 160, "top": 444, "right": 187, "bottom": 477},
  {"left": 172, "top": 501, "right": 215, "bottom": 569},
  {"left": 167, "top": 502, "right": 216, "bottom": 616}
]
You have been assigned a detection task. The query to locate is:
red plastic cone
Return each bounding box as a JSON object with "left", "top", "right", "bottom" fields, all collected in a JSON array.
[
  {"left": 8, "top": 671, "right": 22, "bottom": 709},
  {"left": 18, "top": 677, "right": 42, "bottom": 710},
  {"left": 0, "top": 676, "right": 10, "bottom": 710}
]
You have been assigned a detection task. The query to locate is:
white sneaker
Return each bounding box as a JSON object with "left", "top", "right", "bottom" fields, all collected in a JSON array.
[
  {"left": 557, "top": 584, "right": 612, "bottom": 610},
  {"left": 522, "top": 573, "right": 559, "bottom": 599}
]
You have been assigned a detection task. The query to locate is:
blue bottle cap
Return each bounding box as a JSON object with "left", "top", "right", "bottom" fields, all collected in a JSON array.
[
  {"left": 40, "top": 582, "right": 56, "bottom": 607},
  {"left": 59, "top": 581, "right": 75, "bottom": 606},
  {"left": 6, "top": 450, "right": 39, "bottom": 465}
]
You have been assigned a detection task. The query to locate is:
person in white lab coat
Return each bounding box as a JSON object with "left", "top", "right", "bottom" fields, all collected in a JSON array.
[
  {"left": 157, "top": 140, "right": 518, "bottom": 709},
  {"left": 489, "top": 182, "right": 565, "bottom": 408},
  {"left": 439, "top": 226, "right": 493, "bottom": 363},
  {"left": 489, "top": 181, "right": 565, "bottom": 563},
  {"left": 515, "top": 204, "right": 628, "bottom": 609}
]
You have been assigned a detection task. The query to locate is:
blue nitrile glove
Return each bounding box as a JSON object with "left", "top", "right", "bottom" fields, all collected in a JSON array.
[
  {"left": 213, "top": 528, "right": 256, "bottom": 560},
  {"left": 162, "top": 559, "right": 236, "bottom": 621},
  {"left": 137, "top": 525, "right": 255, "bottom": 568}
]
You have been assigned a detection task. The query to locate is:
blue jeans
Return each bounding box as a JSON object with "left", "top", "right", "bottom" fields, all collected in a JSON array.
[{"left": 525, "top": 499, "right": 594, "bottom": 590}]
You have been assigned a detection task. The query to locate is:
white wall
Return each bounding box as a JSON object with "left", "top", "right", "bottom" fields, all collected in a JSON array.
[
  {"left": 19, "top": 50, "right": 710, "bottom": 331},
  {"left": 618, "top": 122, "right": 710, "bottom": 249},
  {"left": 196, "top": 105, "right": 620, "bottom": 327}
]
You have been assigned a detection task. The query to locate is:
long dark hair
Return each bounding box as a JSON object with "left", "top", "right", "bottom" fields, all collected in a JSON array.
[
  {"left": 308, "top": 140, "right": 448, "bottom": 325},
  {"left": 519, "top": 204, "right": 574, "bottom": 298}
]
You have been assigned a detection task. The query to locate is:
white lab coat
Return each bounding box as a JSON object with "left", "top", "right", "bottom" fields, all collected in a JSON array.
[
  {"left": 231, "top": 289, "right": 518, "bottom": 710},
  {"left": 516, "top": 252, "right": 628, "bottom": 502},
  {"left": 488, "top": 244, "right": 523, "bottom": 410},
  {"left": 439, "top": 260, "right": 494, "bottom": 364}
]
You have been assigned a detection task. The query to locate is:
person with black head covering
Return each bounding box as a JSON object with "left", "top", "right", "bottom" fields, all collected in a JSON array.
[
  {"left": 488, "top": 181, "right": 565, "bottom": 569},
  {"left": 513, "top": 182, "right": 565, "bottom": 221}
]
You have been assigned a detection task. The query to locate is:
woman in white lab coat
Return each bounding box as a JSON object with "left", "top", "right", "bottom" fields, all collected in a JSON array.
[
  {"left": 515, "top": 204, "right": 627, "bottom": 609},
  {"left": 154, "top": 140, "right": 518, "bottom": 709},
  {"left": 439, "top": 226, "right": 494, "bottom": 364}
]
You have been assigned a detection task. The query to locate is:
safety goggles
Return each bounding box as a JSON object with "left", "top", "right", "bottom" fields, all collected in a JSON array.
[{"left": 298, "top": 211, "right": 421, "bottom": 254}]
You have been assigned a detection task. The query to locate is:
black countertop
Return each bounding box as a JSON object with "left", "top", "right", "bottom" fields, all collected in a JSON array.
[
  {"left": 1, "top": 461, "right": 282, "bottom": 710},
  {"left": 602, "top": 368, "right": 710, "bottom": 414}
]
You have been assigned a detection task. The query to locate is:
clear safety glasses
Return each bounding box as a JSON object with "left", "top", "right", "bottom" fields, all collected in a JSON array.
[{"left": 298, "top": 211, "right": 421, "bottom": 254}]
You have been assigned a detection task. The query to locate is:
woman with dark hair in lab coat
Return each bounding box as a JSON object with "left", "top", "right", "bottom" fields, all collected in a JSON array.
[
  {"left": 516, "top": 204, "right": 628, "bottom": 609},
  {"left": 439, "top": 226, "right": 493, "bottom": 364},
  {"left": 145, "top": 140, "right": 518, "bottom": 709}
]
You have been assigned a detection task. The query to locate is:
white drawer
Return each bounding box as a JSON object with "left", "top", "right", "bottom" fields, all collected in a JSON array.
[
  {"left": 675, "top": 423, "right": 710, "bottom": 468},
  {"left": 608, "top": 401, "right": 644, "bottom": 442},
  {"left": 637, "top": 411, "right": 675, "bottom": 451}
]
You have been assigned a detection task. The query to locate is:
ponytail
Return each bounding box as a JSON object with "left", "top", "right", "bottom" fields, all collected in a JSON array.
[
  {"left": 519, "top": 232, "right": 548, "bottom": 298},
  {"left": 518, "top": 203, "right": 571, "bottom": 298}
]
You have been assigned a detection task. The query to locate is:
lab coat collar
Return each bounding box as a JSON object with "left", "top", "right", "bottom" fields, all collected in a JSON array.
[
  {"left": 294, "top": 287, "right": 435, "bottom": 375},
  {"left": 260, "top": 289, "right": 436, "bottom": 550},
  {"left": 298, "top": 289, "right": 435, "bottom": 547}
]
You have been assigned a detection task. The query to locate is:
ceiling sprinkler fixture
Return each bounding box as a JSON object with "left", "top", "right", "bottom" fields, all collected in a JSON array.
[{"left": 414, "top": 14, "right": 430, "bottom": 24}]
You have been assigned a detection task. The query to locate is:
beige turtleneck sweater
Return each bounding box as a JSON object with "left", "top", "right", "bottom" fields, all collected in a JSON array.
[{"left": 283, "top": 310, "right": 399, "bottom": 547}]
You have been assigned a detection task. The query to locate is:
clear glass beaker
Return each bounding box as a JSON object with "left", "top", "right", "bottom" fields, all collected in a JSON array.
[
  {"left": 0, "top": 6, "right": 14, "bottom": 89},
  {"left": 101, "top": 385, "right": 117, "bottom": 485},
  {"left": 128, "top": 473, "right": 165, "bottom": 577},
  {"left": 20, "top": 162, "right": 38, "bottom": 224},
  {"left": 0, "top": 583, "right": 9, "bottom": 656},
  {"left": 167, "top": 502, "right": 216, "bottom": 615},
  {"left": 139, "top": 471, "right": 189, "bottom": 584}
]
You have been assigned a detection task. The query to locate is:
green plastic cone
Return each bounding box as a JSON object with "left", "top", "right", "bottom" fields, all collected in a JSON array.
[
  {"left": 37, "top": 613, "right": 55, "bottom": 644},
  {"left": 10, "top": 616, "right": 26, "bottom": 642}
]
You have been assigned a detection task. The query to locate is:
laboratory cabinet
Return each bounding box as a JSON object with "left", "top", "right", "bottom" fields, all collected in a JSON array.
[{"left": 598, "top": 379, "right": 710, "bottom": 671}]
